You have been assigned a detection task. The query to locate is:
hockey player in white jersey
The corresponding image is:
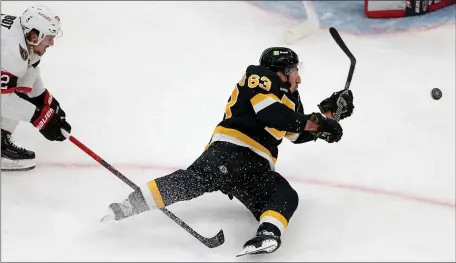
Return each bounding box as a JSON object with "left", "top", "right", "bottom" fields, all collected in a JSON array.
[{"left": 1, "top": 5, "right": 71, "bottom": 171}]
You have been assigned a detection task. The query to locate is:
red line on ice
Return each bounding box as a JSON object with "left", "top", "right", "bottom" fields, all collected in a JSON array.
[{"left": 38, "top": 161, "right": 456, "bottom": 209}]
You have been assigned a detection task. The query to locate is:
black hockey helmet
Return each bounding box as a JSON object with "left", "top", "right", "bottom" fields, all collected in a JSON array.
[{"left": 259, "top": 47, "right": 300, "bottom": 75}]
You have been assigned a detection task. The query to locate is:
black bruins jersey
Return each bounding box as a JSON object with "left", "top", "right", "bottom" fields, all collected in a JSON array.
[{"left": 206, "top": 65, "right": 317, "bottom": 170}]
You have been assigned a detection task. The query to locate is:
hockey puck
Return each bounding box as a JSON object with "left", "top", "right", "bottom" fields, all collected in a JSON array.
[{"left": 431, "top": 88, "right": 442, "bottom": 100}]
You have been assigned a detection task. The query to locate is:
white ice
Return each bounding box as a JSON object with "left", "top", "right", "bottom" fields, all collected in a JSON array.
[{"left": 1, "top": 1, "right": 455, "bottom": 262}]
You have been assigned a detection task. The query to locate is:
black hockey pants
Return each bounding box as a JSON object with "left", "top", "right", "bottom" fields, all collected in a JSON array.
[{"left": 150, "top": 141, "right": 299, "bottom": 224}]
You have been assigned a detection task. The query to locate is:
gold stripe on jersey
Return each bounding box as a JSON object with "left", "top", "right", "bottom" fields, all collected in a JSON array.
[
  {"left": 250, "top": 93, "right": 280, "bottom": 113},
  {"left": 280, "top": 94, "right": 296, "bottom": 111},
  {"left": 208, "top": 126, "right": 277, "bottom": 169},
  {"left": 262, "top": 94, "right": 297, "bottom": 140},
  {"left": 147, "top": 180, "right": 165, "bottom": 208},
  {"left": 281, "top": 95, "right": 300, "bottom": 141},
  {"left": 264, "top": 127, "right": 286, "bottom": 140}
]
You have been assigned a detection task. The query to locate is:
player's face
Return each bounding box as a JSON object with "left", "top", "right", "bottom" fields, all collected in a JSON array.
[
  {"left": 33, "top": 35, "right": 55, "bottom": 56},
  {"left": 287, "top": 66, "right": 301, "bottom": 94}
]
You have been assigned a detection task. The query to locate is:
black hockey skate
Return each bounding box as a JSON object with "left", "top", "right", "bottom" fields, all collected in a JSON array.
[
  {"left": 236, "top": 230, "right": 282, "bottom": 257},
  {"left": 100, "top": 190, "right": 150, "bottom": 222},
  {"left": 1, "top": 129, "right": 36, "bottom": 171}
]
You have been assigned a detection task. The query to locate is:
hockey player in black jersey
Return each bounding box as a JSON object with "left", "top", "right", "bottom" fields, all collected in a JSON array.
[{"left": 101, "top": 47, "right": 354, "bottom": 256}]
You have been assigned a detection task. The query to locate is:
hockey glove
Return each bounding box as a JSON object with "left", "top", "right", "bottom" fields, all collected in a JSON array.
[
  {"left": 318, "top": 90, "right": 354, "bottom": 120},
  {"left": 309, "top": 113, "right": 343, "bottom": 143},
  {"left": 30, "top": 92, "right": 71, "bottom": 142}
]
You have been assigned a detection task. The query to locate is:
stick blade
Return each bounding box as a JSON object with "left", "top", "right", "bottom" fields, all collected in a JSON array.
[{"left": 203, "top": 229, "right": 225, "bottom": 248}]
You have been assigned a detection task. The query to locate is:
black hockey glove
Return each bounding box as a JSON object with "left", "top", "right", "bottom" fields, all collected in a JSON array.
[
  {"left": 309, "top": 113, "right": 343, "bottom": 143},
  {"left": 318, "top": 90, "right": 354, "bottom": 120},
  {"left": 30, "top": 91, "right": 71, "bottom": 142}
]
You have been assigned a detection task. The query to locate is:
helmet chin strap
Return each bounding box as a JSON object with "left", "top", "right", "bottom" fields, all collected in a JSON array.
[{"left": 26, "top": 40, "right": 40, "bottom": 46}]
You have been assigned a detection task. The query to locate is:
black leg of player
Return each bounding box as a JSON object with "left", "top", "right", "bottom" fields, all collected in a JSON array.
[
  {"left": 60, "top": 129, "right": 225, "bottom": 248},
  {"left": 113, "top": 141, "right": 273, "bottom": 249},
  {"left": 231, "top": 171, "right": 299, "bottom": 257}
]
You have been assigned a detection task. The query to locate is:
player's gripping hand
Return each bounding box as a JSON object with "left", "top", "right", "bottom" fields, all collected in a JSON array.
[
  {"left": 309, "top": 113, "right": 343, "bottom": 143},
  {"left": 29, "top": 92, "right": 71, "bottom": 141},
  {"left": 318, "top": 90, "right": 354, "bottom": 120}
]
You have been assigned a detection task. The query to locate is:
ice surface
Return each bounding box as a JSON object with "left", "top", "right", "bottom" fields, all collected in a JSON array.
[{"left": 1, "top": 1, "right": 455, "bottom": 262}]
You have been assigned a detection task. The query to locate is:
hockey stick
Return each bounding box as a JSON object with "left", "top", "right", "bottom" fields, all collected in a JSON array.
[
  {"left": 329, "top": 27, "right": 356, "bottom": 122},
  {"left": 60, "top": 129, "right": 225, "bottom": 248},
  {"left": 282, "top": 1, "right": 320, "bottom": 44}
]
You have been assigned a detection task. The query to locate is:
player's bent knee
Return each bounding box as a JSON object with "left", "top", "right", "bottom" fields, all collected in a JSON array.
[
  {"left": 266, "top": 174, "right": 300, "bottom": 219},
  {"left": 289, "top": 187, "right": 299, "bottom": 221},
  {"left": 288, "top": 186, "right": 299, "bottom": 212},
  {"left": 257, "top": 175, "right": 300, "bottom": 235},
  {"left": 276, "top": 181, "right": 299, "bottom": 218}
]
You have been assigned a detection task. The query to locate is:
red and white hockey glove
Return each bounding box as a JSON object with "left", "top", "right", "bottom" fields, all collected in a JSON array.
[{"left": 29, "top": 89, "right": 71, "bottom": 141}]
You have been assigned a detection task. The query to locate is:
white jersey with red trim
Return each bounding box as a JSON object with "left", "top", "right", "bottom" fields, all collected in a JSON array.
[{"left": 1, "top": 13, "right": 44, "bottom": 123}]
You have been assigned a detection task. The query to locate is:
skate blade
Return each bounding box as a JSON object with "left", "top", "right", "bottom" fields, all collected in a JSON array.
[
  {"left": 1, "top": 166, "right": 35, "bottom": 172},
  {"left": 236, "top": 244, "right": 276, "bottom": 257},
  {"left": 1, "top": 157, "right": 35, "bottom": 172}
]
